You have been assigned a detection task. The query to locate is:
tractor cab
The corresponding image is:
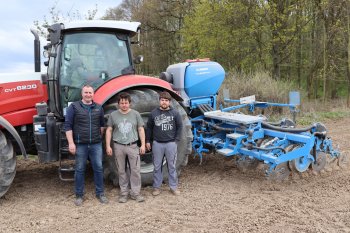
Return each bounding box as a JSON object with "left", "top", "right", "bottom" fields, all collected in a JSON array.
[{"left": 43, "top": 20, "right": 141, "bottom": 118}]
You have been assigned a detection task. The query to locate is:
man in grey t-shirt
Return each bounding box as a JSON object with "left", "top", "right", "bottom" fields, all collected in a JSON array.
[{"left": 105, "top": 92, "right": 146, "bottom": 203}]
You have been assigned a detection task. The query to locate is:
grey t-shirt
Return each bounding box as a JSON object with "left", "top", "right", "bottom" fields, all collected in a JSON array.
[{"left": 107, "top": 109, "right": 144, "bottom": 144}]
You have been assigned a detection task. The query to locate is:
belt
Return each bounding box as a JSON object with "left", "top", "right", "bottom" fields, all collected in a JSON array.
[
  {"left": 114, "top": 141, "right": 137, "bottom": 146},
  {"left": 155, "top": 140, "right": 175, "bottom": 143}
]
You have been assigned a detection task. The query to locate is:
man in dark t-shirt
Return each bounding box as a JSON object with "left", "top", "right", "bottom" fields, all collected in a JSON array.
[{"left": 146, "top": 91, "right": 183, "bottom": 196}]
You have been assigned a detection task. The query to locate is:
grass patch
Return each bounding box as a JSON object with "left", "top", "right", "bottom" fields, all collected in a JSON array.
[
  {"left": 297, "top": 110, "right": 350, "bottom": 126},
  {"left": 17, "top": 154, "right": 38, "bottom": 161}
]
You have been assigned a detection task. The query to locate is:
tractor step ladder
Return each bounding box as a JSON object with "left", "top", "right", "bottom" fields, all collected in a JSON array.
[
  {"left": 58, "top": 163, "right": 75, "bottom": 181},
  {"left": 58, "top": 129, "right": 75, "bottom": 181}
]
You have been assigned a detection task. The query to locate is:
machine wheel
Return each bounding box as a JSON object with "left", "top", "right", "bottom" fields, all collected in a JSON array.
[
  {"left": 266, "top": 162, "right": 290, "bottom": 181},
  {"left": 236, "top": 156, "right": 259, "bottom": 173},
  {"left": 103, "top": 88, "right": 193, "bottom": 186},
  {"left": 311, "top": 151, "right": 327, "bottom": 172},
  {"left": 289, "top": 156, "right": 312, "bottom": 173},
  {"left": 0, "top": 130, "right": 16, "bottom": 198}
]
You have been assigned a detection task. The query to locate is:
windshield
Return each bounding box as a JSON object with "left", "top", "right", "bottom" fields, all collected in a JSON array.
[{"left": 60, "top": 32, "right": 131, "bottom": 108}]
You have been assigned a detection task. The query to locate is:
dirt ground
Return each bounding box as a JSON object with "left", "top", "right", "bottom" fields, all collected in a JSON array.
[{"left": 1, "top": 118, "right": 350, "bottom": 233}]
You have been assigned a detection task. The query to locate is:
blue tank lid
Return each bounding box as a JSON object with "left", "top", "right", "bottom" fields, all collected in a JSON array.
[{"left": 184, "top": 61, "right": 225, "bottom": 98}]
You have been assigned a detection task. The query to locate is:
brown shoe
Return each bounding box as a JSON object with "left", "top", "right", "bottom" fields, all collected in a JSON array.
[
  {"left": 118, "top": 195, "right": 128, "bottom": 203},
  {"left": 152, "top": 188, "right": 161, "bottom": 196},
  {"left": 130, "top": 195, "right": 145, "bottom": 202},
  {"left": 170, "top": 189, "right": 180, "bottom": 196}
]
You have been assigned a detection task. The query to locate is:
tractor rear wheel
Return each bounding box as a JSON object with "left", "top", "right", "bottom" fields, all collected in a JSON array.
[
  {"left": 103, "top": 88, "right": 193, "bottom": 186},
  {"left": 0, "top": 130, "right": 16, "bottom": 198}
]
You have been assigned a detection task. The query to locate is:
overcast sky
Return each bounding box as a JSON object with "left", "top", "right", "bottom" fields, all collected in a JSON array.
[{"left": 0, "top": 0, "right": 121, "bottom": 73}]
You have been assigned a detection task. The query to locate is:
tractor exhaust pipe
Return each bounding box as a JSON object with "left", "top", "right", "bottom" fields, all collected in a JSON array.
[{"left": 30, "top": 29, "right": 41, "bottom": 72}]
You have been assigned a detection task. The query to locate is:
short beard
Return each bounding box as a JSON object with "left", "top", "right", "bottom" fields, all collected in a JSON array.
[{"left": 160, "top": 105, "right": 169, "bottom": 110}]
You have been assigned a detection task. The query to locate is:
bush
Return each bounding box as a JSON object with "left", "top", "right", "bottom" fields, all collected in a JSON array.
[
  {"left": 217, "top": 70, "right": 298, "bottom": 118},
  {"left": 219, "top": 70, "right": 295, "bottom": 102}
]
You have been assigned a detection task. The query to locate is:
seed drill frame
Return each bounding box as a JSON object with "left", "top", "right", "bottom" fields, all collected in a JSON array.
[{"left": 190, "top": 95, "right": 341, "bottom": 180}]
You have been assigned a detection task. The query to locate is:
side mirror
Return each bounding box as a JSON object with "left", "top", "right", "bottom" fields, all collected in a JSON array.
[
  {"left": 134, "top": 55, "right": 143, "bottom": 64},
  {"left": 131, "top": 28, "right": 141, "bottom": 45}
]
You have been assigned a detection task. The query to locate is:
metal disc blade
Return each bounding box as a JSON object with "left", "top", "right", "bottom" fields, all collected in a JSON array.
[
  {"left": 267, "top": 162, "right": 291, "bottom": 181},
  {"left": 311, "top": 152, "right": 327, "bottom": 172}
]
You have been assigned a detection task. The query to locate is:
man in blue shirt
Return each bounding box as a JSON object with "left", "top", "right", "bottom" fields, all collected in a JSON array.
[{"left": 146, "top": 91, "right": 183, "bottom": 196}]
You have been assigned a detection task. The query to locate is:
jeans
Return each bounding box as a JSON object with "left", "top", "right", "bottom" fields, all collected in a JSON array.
[
  {"left": 152, "top": 141, "right": 178, "bottom": 190},
  {"left": 75, "top": 142, "right": 104, "bottom": 197}
]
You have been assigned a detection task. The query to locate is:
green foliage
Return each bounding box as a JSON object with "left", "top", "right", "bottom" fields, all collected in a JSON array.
[
  {"left": 180, "top": 0, "right": 350, "bottom": 101},
  {"left": 181, "top": 1, "right": 262, "bottom": 71}
]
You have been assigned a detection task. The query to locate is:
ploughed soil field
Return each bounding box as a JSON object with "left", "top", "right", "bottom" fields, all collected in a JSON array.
[{"left": 0, "top": 117, "right": 350, "bottom": 233}]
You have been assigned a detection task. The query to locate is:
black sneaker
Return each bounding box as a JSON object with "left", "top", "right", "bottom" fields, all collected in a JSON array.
[
  {"left": 74, "top": 196, "right": 83, "bottom": 206},
  {"left": 97, "top": 194, "right": 109, "bottom": 204}
]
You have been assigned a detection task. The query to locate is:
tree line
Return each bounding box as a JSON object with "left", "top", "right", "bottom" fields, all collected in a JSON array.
[
  {"left": 34, "top": 0, "right": 350, "bottom": 104},
  {"left": 102, "top": 0, "right": 350, "bottom": 104}
]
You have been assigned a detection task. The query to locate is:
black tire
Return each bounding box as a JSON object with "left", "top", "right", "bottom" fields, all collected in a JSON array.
[
  {"left": 103, "top": 88, "right": 193, "bottom": 186},
  {"left": 0, "top": 130, "right": 16, "bottom": 198}
]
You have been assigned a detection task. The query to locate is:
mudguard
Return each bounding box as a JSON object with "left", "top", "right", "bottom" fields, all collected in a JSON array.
[
  {"left": 93, "top": 74, "right": 182, "bottom": 105},
  {"left": 0, "top": 116, "right": 27, "bottom": 159}
]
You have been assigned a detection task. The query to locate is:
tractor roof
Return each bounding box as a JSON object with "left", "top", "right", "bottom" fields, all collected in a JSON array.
[{"left": 62, "top": 20, "right": 141, "bottom": 36}]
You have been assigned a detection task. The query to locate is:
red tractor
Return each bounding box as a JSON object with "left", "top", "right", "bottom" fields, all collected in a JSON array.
[{"left": 0, "top": 20, "right": 193, "bottom": 197}]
